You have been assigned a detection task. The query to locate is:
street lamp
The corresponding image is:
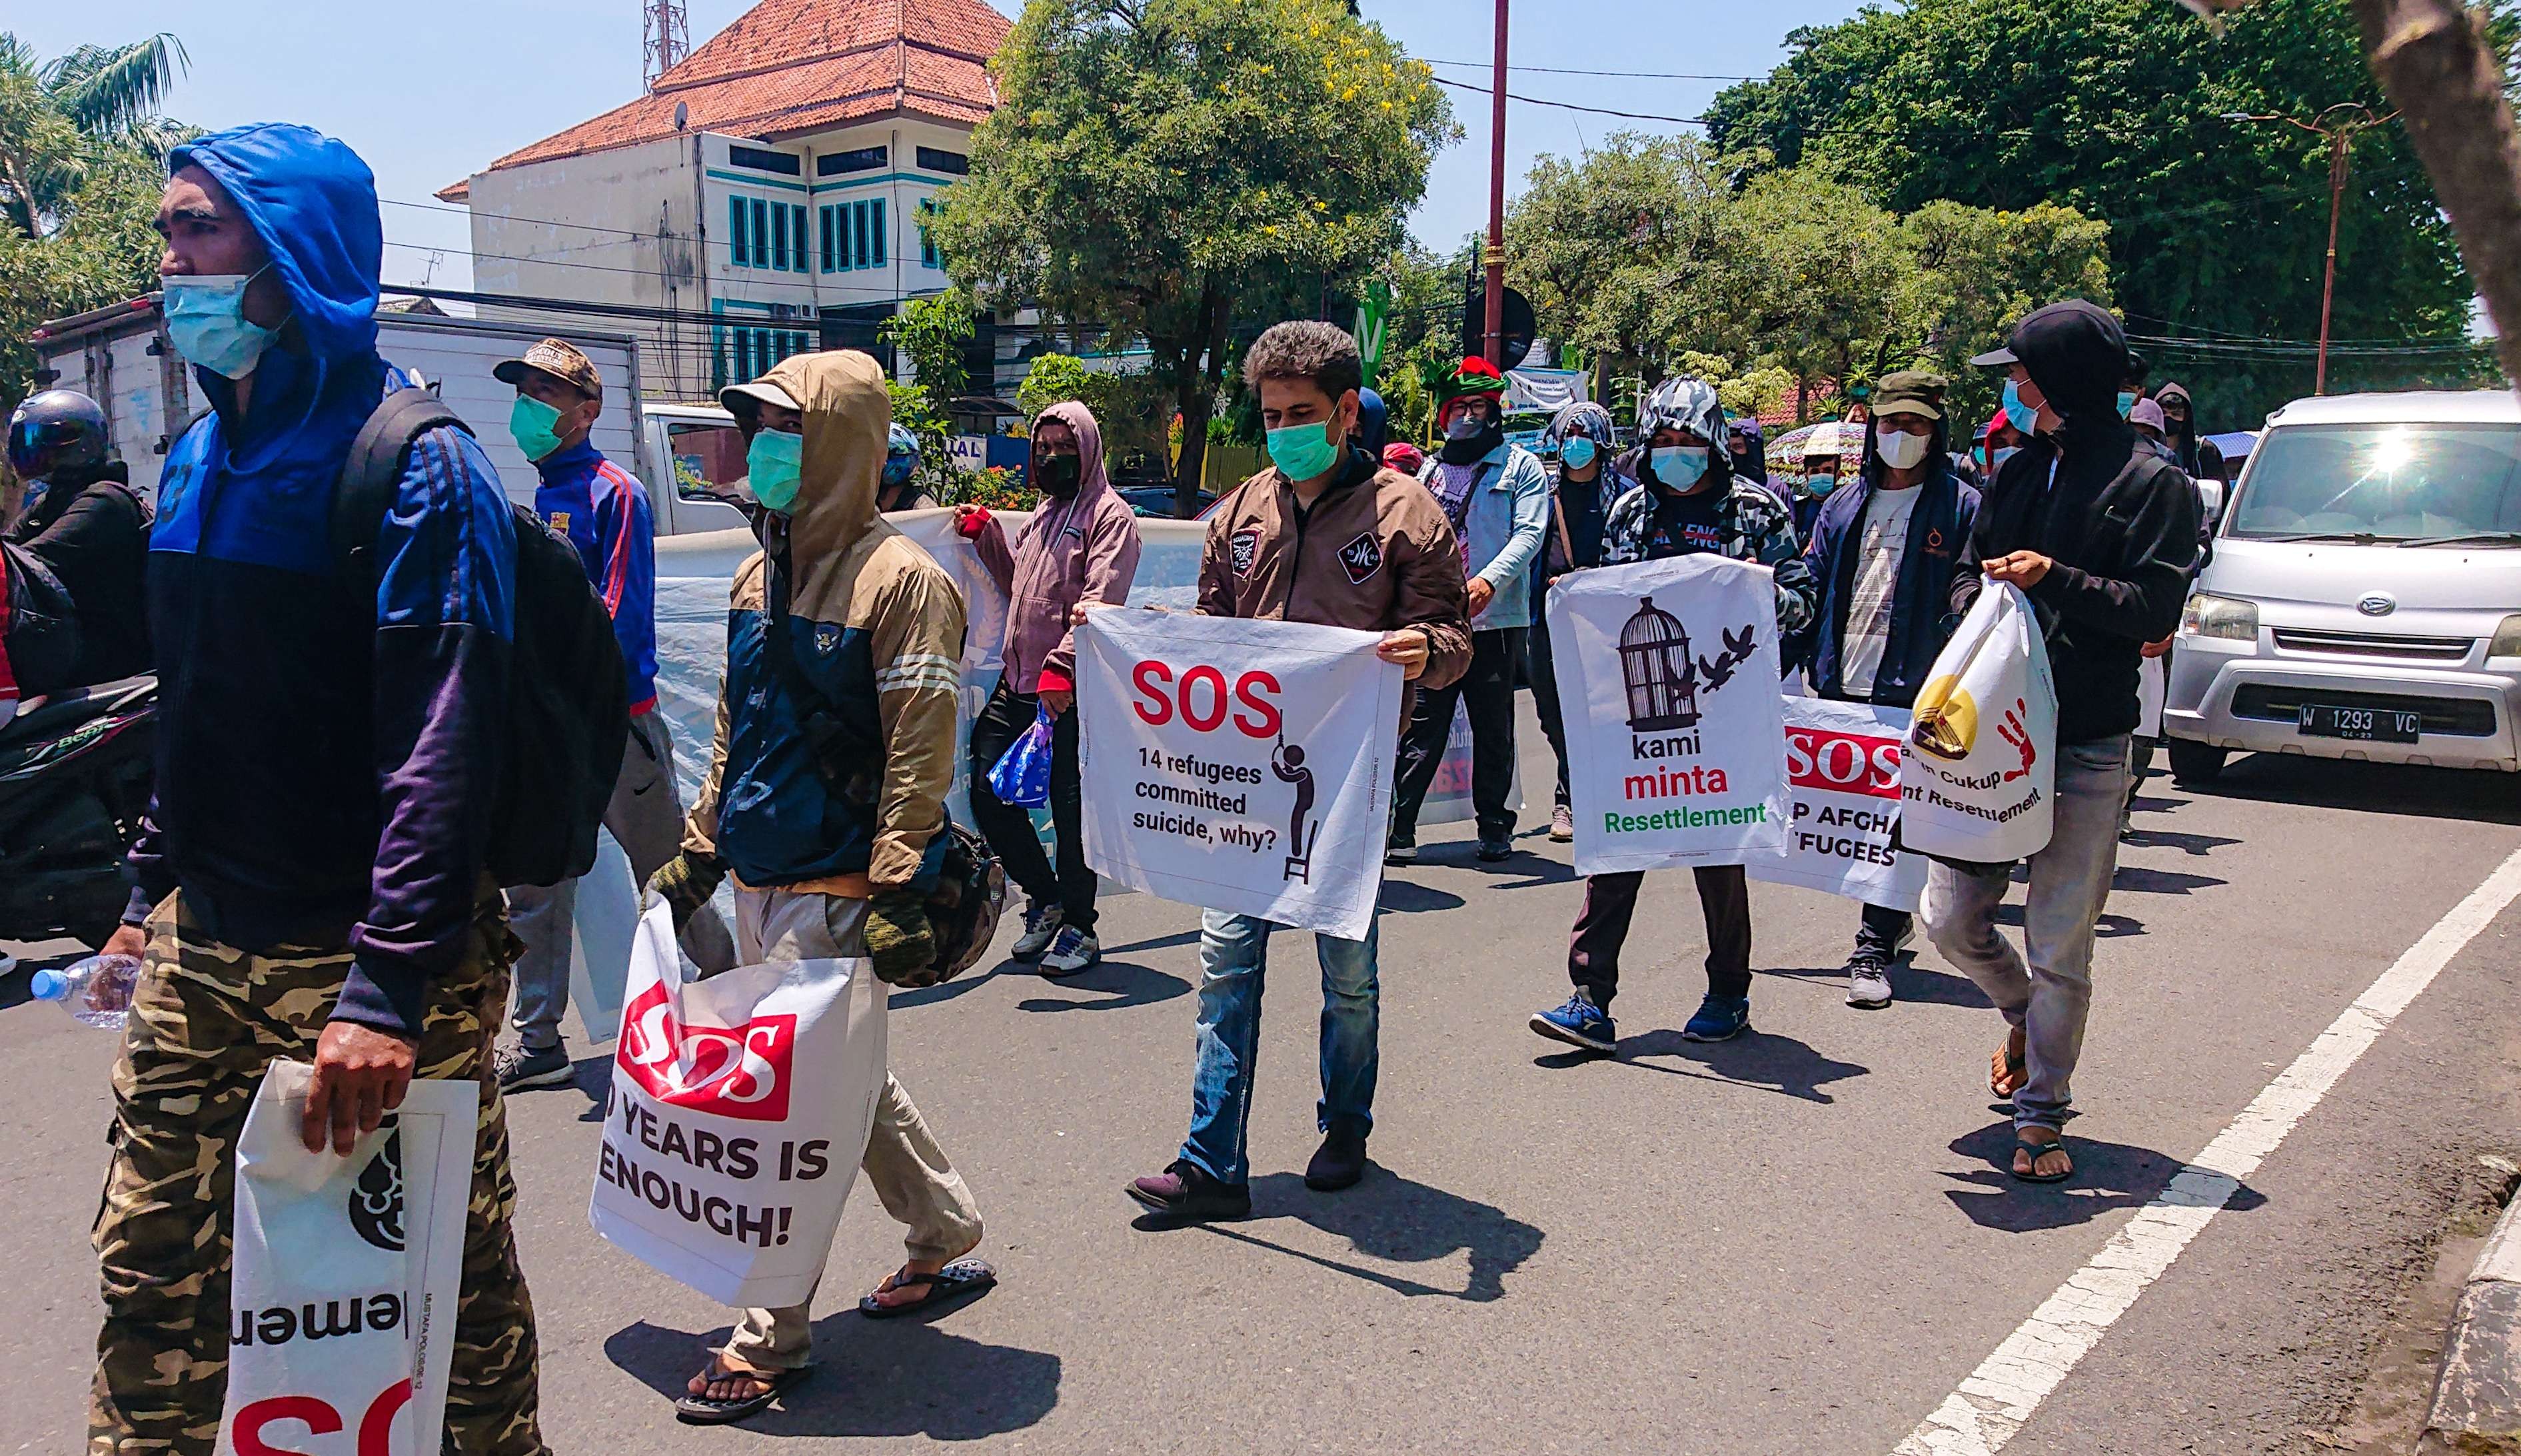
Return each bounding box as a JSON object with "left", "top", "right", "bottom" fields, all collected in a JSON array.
[{"left": 2224, "top": 104, "right": 2400, "bottom": 395}]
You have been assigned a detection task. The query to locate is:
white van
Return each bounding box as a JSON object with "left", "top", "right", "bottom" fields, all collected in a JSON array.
[
  {"left": 2162, "top": 389, "right": 2521, "bottom": 781},
  {"left": 28, "top": 295, "right": 746, "bottom": 536}
]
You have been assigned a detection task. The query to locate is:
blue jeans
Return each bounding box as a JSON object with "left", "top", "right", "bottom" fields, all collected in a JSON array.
[{"left": 1180, "top": 908, "right": 1381, "bottom": 1186}]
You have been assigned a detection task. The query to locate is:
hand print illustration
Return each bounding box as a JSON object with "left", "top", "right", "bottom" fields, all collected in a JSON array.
[{"left": 1995, "top": 698, "right": 2036, "bottom": 782}]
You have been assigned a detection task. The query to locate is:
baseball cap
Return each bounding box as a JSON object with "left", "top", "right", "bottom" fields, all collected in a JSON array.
[
  {"left": 493, "top": 338, "right": 602, "bottom": 403},
  {"left": 718, "top": 379, "right": 802, "bottom": 419},
  {"left": 1873, "top": 369, "right": 1948, "bottom": 420},
  {"left": 1968, "top": 343, "right": 2019, "bottom": 367}
]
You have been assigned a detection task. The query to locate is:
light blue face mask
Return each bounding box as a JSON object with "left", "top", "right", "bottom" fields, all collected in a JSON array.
[
  {"left": 2001, "top": 378, "right": 2041, "bottom": 437},
  {"left": 1649, "top": 445, "right": 1709, "bottom": 489},
  {"left": 747, "top": 429, "right": 804, "bottom": 512},
  {"left": 1805, "top": 473, "right": 1839, "bottom": 497},
  {"left": 164, "top": 267, "right": 280, "bottom": 380},
  {"left": 1559, "top": 436, "right": 1597, "bottom": 470},
  {"left": 1991, "top": 445, "right": 2021, "bottom": 471},
  {"left": 2116, "top": 390, "right": 2138, "bottom": 418}
]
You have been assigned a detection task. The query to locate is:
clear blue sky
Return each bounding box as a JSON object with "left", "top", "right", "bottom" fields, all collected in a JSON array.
[{"left": 15, "top": 1, "right": 1863, "bottom": 291}]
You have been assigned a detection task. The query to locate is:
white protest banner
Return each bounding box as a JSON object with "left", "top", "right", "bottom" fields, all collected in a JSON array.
[
  {"left": 1747, "top": 697, "right": 1927, "bottom": 913},
  {"left": 1076, "top": 608, "right": 1402, "bottom": 941},
  {"left": 219, "top": 1063, "right": 473, "bottom": 1456},
  {"left": 1901, "top": 580, "right": 2058, "bottom": 862},
  {"left": 1547, "top": 554, "right": 1789, "bottom": 876},
  {"left": 590, "top": 898, "right": 886, "bottom": 1309}
]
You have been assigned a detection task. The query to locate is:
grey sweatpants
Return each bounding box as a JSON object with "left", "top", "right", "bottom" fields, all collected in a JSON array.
[
  {"left": 1921, "top": 734, "right": 2133, "bottom": 1132},
  {"left": 717, "top": 888, "right": 982, "bottom": 1373},
  {"left": 506, "top": 711, "right": 734, "bottom": 1050}
]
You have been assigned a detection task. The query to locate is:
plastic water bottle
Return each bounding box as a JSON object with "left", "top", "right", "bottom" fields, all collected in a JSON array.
[{"left": 29, "top": 954, "right": 139, "bottom": 1030}]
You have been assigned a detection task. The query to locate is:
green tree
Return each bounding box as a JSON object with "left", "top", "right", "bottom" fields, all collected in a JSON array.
[
  {"left": 930, "top": 0, "right": 1457, "bottom": 511},
  {"left": 1504, "top": 133, "right": 1729, "bottom": 387},
  {"left": 1703, "top": 0, "right": 2486, "bottom": 423},
  {"left": 0, "top": 33, "right": 189, "bottom": 434},
  {"left": 1901, "top": 201, "right": 2114, "bottom": 419}
]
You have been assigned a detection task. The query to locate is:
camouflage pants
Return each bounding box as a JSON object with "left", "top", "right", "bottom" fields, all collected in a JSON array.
[{"left": 88, "top": 892, "right": 548, "bottom": 1455}]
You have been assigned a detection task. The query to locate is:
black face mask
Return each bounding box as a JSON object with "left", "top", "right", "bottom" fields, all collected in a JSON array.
[
  {"left": 1439, "top": 405, "right": 1504, "bottom": 464},
  {"left": 1037, "top": 453, "right": 1082, "bottom": 497}
]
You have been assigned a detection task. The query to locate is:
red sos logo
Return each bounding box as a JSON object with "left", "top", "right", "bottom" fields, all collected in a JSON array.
[
  {"left": 1785, "top": 726, "right": 1902, "bottom": 799},
  {"left": 229, "top": 1379, "right": 409, "bottom": 1456},
  {"left": 614, "top": 981, "right": 796, "bottom": 1121},
  {"left": 1130, "top": 661, "right": 1283, "bottom": 739}
]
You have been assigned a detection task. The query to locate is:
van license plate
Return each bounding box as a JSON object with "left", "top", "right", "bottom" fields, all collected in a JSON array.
[{"left": 2298, "top": 704, "right": 2421, "bottom": 742}]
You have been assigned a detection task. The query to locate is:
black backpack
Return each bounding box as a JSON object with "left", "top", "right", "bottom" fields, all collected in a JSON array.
[{"left": 331, "top": 389, "right": 628, "bottom": 888}]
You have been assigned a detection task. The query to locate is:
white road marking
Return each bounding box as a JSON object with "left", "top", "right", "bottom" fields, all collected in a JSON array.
[{"left": 1897, "top": 844, "right": 2521, "bottom": 1456}]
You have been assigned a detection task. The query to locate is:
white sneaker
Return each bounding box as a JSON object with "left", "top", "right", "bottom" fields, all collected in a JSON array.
[
  {"left": 1549, "top": 804, "right": 1574, "bottom": 842},
  {"left": 1040, "top": 926, "right": 1100, "bottom": 976},
  {"left": 1012, "top": 902, "right": 1063, "bottom": 960}
]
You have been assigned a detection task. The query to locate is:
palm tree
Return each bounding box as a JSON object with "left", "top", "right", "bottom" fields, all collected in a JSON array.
[{"left": 0, "top": 31, "right": 188, "bottom": 239}]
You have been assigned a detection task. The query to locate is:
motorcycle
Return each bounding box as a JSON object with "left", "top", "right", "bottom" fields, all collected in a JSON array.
[{"left": 0, "top": 674, "right": 155, "bottom": 950}]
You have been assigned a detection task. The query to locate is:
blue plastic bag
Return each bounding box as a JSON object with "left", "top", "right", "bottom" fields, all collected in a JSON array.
[{"left": 987, "top": 703, "right": 1056, "bottom": 808}]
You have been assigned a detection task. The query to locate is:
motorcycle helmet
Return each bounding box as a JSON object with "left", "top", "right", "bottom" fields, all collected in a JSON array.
[
  {"left": 883, "top": 422, "right": 920, "bottom": 489},
  {"left": 7, "top": 390, "right": 111, "bottom": 482}
]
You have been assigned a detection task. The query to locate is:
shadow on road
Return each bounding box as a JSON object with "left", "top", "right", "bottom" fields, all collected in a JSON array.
[
  {"left": 1377, "top": 880, "right": 1467, "bottom": 914},
  {"left": 1098, "top": 929, "right": 1202, "bottom": 957},
  {"left": 1138, "top": 1168, "right": 1543, "bottom": 1302},
  {"left": 1015, "top": 959, "right": 1188, "bottom": 1014},
  {"left": 1535, "top": 1026, "right": 1869, "bottom": 1103},
  {"left": 1483, "top": 856, "right": 1581, "bottom": 890},
  {"left": 2109, "top": 866, "right": 2228, "bottom": 896},
  {"left": 2119, "top": 827, "right": 2241, "bottom": 856},
  {"left": 1937, "top": 1120, "right": 2266, "bottom": 1232},
  {"left": 2191, "top": 755, "right": 2521, "bottom": 825},
  {"left": 1758, "top": 962, "right": 1993, "bottom": 1009},
  {"left": 1994, "top": 903, "right": 2144, "bottom": 939},
  {"left": 602, "top": 1314, "right": 1060, "bottom": 1439}
]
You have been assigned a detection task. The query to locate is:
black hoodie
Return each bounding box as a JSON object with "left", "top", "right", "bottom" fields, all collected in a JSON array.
[{"left": 1955, "top": 301, "right": 2201, "bottom": 742}]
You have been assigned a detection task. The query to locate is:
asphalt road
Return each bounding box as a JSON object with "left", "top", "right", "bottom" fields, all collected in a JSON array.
[{"left": 8, "top": 703, "right": 2521, "bottom": 1455}]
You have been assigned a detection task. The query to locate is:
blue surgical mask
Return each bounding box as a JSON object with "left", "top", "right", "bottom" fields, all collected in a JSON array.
[
  {"left": 1805, "top": 473, "right": 1839, "bottom": 497},
  {"left": 1559, "top": 436, "right": 1597, "bottom": 470},
  {"left": 1649, "top": 446, "right": 1709, "bottom": 489},
  {"left": 747, "top": 429, "right": 803, "bottom": 512},
  {"left": 1992, "top": 445, "right": 2021, "bottom": 470},
  {"left": 163, "top": 267, "right": 280, "bottom": 380},
  {"left": 2001, "top": 378, "right": 2041, "bottom": 437},
  {"left": 2116, "top": 390, "right": 2138, "bottom": 418}
]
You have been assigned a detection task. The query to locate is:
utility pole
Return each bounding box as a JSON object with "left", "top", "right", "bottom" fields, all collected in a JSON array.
[
  {"left": 1483, "top": 0, "right": 1509, "bottom": 365},
  {"left": 642, "top": 0, "right": 689, "bottom": 91},
  {"left": 2225, "top": 103, "right": 2398, "bottom": 394}
]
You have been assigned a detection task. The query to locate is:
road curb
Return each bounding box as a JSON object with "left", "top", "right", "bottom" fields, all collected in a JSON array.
[{"left": 2424, "top": 1170, "right": 2521, "bottom": 1453}]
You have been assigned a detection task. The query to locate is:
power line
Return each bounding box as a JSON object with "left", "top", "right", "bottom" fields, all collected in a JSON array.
[
  {"left": 1419, "top": 57, "right": 1761, "bottom": 82},
  {"left": 1430, "top": 75, "right": 1708, "bottom": 126}
]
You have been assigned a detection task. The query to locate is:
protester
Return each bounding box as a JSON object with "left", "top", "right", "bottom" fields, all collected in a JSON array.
[
  {"left": 1795, "top": 421, "right": 1849, "bottom": 540},
  {"left": 1931, "top": 301, "right": 2200, "bottom": 1183},
  {"left": 1529, "top": 377, "right": 1817, "bottom": 1054},
  {"left": 956, "top": 400, "right": 1143, "bottom": 974},
  {"left": 1979, "top": 409, "right": 2030, "bottom": 477},
  {"left": 4, "top": 388, "right": 151, "bottom": 687},
  {"left": 1388, "top": 356, "right": 1547, "bottom": 864},
  {"left": 656, "top": 350, "right": 994, "bottom": 1424},
  {"left": 878, "top": 422, "right": 938, "bottom": 512},
  {"left": 1382, "top": 440, "right": 1426, "bottom": 476},
  {"left": 1356, "top": 386, "right": 1391, "bottom": 458},
  {"left": 2152, "top": 381, "right": 2226, "bottom": 488},
  {"left": 493, "top": 337, "right": 732, "bottom": 1091},
  {"left": 1529, "top": 399, "right": 1618, "bottom": 844},
  {"left": 2129, "top": 396, "right": 2176, "bottom": 461},
  {"left": 91, "top": 123, "right": 546, "bottom": 1453},
  {"left": 1727, "top": 415, "right": 1772, "bottom": 490},
  {"left": 1128, "top": 321, "right": 1470, "bottom": 1221},
  {"left": 1787, "top": 370, "right": 1981, "bottom": 1009}
]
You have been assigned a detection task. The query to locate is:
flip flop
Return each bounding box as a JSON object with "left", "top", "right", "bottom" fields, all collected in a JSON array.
[
  {"left": 673, "top": 1361, "right": 808, "bottom": 1425},
  {"left": 1990, "top": 1040, "right": 2028, "bottom": 1099},
  {"left": 2011, "top": 1137, "right": 2073, "bottom": 1184},
  {"left": 859, "top": 1257, "right": 998, "bottom": 1319}
]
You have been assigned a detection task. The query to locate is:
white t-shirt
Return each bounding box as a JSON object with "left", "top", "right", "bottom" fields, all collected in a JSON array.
[{"left": 1840, "top": 484, "right": 1923, "bottom": 697}]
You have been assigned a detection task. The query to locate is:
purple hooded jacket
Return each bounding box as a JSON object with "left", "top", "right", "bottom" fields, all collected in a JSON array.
[{"left": 968, "top": 400, "right": 1143, "bottom": 694}]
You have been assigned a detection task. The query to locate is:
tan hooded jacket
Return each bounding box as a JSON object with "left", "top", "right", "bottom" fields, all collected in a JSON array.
[{"left": 684, "top": 351, "right": 968, "bottom": 891}]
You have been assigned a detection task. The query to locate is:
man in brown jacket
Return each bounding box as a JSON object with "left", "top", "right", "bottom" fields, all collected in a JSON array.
[{"left": 1127, "top": 321, "right": 1471, "bottom": 1221}]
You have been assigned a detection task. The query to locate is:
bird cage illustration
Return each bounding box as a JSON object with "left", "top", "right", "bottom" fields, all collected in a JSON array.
[{"left": 1619, "top": 596, "right": 1700, "bottom": 731}]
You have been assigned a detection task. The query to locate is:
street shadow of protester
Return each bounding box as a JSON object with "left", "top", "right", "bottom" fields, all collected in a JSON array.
[
  {"left": 1147, "top": 1169, "right": 1543, "bottom": 1303},
  {"left": 1994, "top": 902, "right": 2144, "bottom": 940},
  {"left": 603, "top": 1316, "right": 1061, "bottom": 1439},
  {"left": 1538, "top": 1028, "right": 1869, "bottom": 1105},
  {"left": 1759, "top": 962, "right": 1993, "bottom": 1010},
  {"left": 1016, "top": 958, "right": 1190, "bottom": 1014},
  {"left": 1938, "top": 1120, "right": 2264, "bottom": 1233}
]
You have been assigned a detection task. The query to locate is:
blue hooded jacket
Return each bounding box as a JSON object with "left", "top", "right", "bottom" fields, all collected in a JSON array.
[{"left": 128, "top": 123, "right": 516, "bottom": 1036}]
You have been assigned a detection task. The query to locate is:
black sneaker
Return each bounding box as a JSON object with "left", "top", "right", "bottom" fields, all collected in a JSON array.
[
  {"left": 1384, "top": 832, "right": 1417, "bottom": 866},
  {"left": 1475, "top": 836, "right": 1513, "bottom": 862},
  {"left": 1305, "top": 1116, "right": 1371, "bottom": 1191},
  {"left": 1126, "top": 1159, "right": 1252, "bottom": 1221},
  {"left": 496, "top": 1042, "right": 574, "bottom": 1092}
]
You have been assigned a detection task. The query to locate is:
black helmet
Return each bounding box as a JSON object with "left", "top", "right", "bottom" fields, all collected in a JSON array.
[{"left": 7, "top": 389, "right": 111, "bottom": 481}]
